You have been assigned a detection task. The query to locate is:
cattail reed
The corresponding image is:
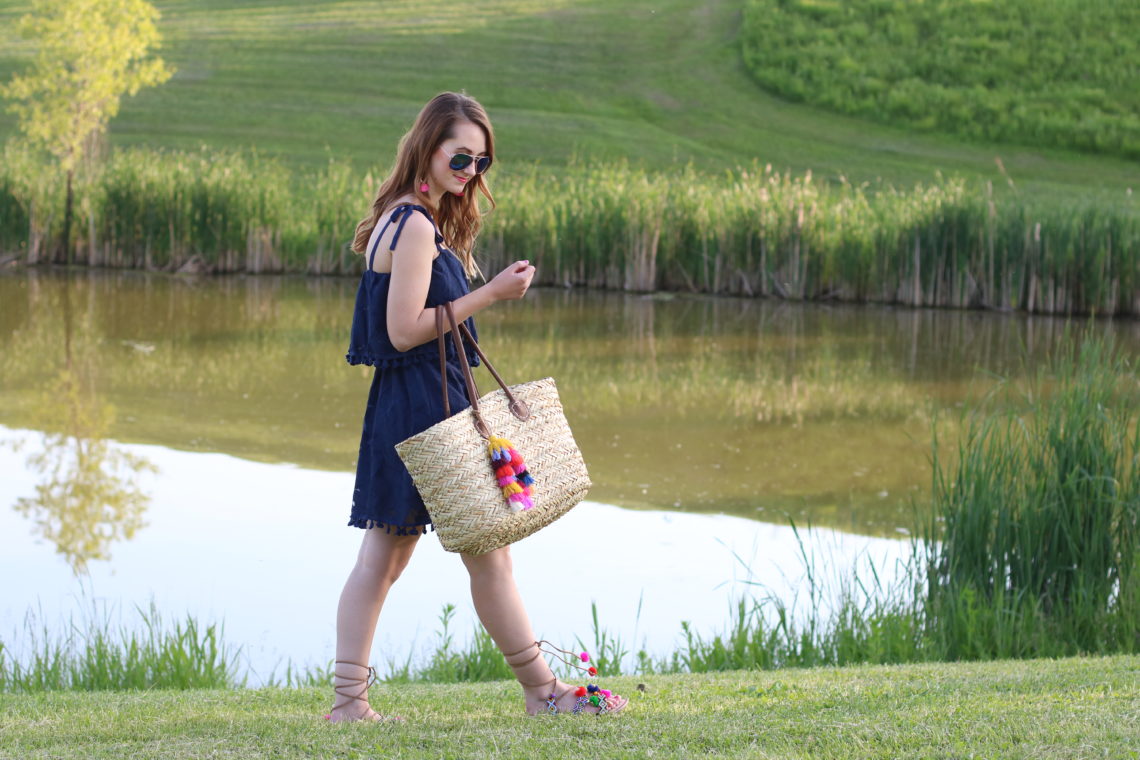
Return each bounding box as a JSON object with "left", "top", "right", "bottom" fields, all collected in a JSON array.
[{"left": 0, "top": 146, "right": 1134, "bottom": 314}]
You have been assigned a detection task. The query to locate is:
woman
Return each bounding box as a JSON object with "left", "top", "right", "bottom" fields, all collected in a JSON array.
[{"left": 331, "top": 92, "right": 628, "bottom": 722}]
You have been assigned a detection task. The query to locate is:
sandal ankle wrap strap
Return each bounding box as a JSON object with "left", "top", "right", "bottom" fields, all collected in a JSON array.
[
  {"left": 325, "top": 661, "right": 406, "bottom": 724},
  {"left": 502, "top": 641, "right": 619, "bottom": 715},
  {"left": 332, "top": 659, "right": 378, "bottom": 707}
]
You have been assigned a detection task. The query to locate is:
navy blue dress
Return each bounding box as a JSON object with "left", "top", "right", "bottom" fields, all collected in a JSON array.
[{"left": 345, "top": 204, "right": 481, "bottom": 534}]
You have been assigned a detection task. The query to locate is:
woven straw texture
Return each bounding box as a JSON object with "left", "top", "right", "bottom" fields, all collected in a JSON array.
[{"left": 394, "top": 377, "right": 591, "bottom": 554}]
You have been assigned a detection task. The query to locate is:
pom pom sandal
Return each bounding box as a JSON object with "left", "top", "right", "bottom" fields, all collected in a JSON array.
[
  {"left": 324, "top": 660, "right": 404, "bottom": 723},
  {"left": 504, "top": 641, "right": 629, "bottom": 715}
]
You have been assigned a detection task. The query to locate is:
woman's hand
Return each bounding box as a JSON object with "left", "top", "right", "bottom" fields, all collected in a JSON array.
[{"left": 488, "top": 260, "right": 536, "bottom": 302}]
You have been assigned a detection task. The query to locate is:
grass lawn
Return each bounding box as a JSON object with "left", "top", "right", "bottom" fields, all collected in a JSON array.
[
  {"left": 2, "top": 655, "right": 1137, "bottom": 759},
  {"left": 0, "top": 0, "right": 1136, "bottom": 201}
]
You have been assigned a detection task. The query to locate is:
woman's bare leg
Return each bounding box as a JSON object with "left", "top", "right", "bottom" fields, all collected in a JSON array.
[
  {"left": 461, "top": 546, "right": 627, "bottom": 714},
  {"left": 329, "top": 528, "right": 420, "bottom": 722}
]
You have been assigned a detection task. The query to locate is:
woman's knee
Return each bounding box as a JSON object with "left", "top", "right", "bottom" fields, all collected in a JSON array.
[
  {"left": 358, "top": 530, "right": 419, "bottom": 584},
  {"left": 461, "top": 545, "right": 513, "bottom": 577}
]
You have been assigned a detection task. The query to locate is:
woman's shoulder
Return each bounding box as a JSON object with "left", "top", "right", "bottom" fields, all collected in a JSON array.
[
  {"left": 399, "top": 206, "right": 438, "bottom": 233},
  {"left": 369, "top": 201, "right": 440, "bottom": 264},
  {"left": 389, "top": 210, "right": 439, "bottom": 260},
  {"left": 383, "top": 200, "right": 438, "bottom": 236}
]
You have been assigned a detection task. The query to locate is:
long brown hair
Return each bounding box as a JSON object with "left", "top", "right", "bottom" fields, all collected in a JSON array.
[{"left": 352, "top": 92, "right": 495, "bottom": 279}]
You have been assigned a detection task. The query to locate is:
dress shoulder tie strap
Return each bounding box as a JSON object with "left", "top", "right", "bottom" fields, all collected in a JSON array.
[{"left": 367, "top": 204, "right": 447, "bottom": 270}]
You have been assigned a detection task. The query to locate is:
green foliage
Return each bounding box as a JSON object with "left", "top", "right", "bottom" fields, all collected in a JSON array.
[
  {"left": 0, "top": 140, "right": 63, "bottom": 259},
  {"left": 576, "top": 601, "right": 629, "bottom": 677},
  {"left": 385, "top": 604, "right": 514, "bottom": 684},
  {"left": 0, "top": 0, "right": 1133, "bottom": 201},
  {"left": 0, "top": 0, "right": 172, "bottom": 172},
  {"left": 741, "top": 0, "right": 1140, "bottom": 158},
  {"left": 0, "top": 601, "right": 238, "bottom": 692},
  {"left": 1, "top": 145, "right": 1135, "bottom": 314},
  {"left": 670, "top": 528, "right": 925, "bottom": 673},
  {"left": 924, "top": 335, "right": 1140, "bottom": 659}
]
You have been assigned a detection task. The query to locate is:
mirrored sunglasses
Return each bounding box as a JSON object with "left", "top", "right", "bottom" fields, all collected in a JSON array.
[{"left": 443, "top": 149, "right": 492, "bottom": 175}]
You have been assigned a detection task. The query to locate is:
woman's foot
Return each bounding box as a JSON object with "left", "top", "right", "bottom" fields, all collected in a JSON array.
[
  {"left": 504, "top": 641, "right": 629, "bottom": 716},
  {"left": 327, "top": 703, "right": 393, "bottom": 723},
  {"left": 521, "top": 678, "right": 629, "bottom": 715},
  {"left": 325, "top": 661, "right": 405, "bottom": 724}
]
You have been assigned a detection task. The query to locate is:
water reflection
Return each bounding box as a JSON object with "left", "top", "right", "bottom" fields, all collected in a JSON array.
[
  {"left": 7, "top": 277, "right": 154, "bottom": 574},
  {"left": 0, "top": 427, "right": 911, "bottom": 683},
  {"left": 2, "top": 269, "right": 1136, "bottom": 679},
  {"left": 1, "top": 270, "right": 1136, "bottom": 535},
  {"left": 15, "top": 370, "right": 154, "bottom": 574}
]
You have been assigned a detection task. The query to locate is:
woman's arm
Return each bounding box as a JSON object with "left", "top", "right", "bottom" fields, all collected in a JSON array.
[{"left": 384, "top": 214, "right": 534, "bottom": 352}]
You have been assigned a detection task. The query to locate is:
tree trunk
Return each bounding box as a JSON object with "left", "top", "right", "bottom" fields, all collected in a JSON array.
[{"left": 63, "top": 168, "right": 74, "bottom": 266}]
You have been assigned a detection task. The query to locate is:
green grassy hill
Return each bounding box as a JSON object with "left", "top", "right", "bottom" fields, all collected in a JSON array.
[
  {"left": 742, "top": 0, "right": 1140, "bottom": 160},
  {"left": 0, "top": 0, "right": 1136, "bottom": 201}
]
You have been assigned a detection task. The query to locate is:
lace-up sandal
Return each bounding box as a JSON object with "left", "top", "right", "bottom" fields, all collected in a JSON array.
[
  {"left": 324, "top": 660, "right": 404, "bottom": 723},
  {"left": 503, "top": 640, "right": 628, "bottom": 715}
]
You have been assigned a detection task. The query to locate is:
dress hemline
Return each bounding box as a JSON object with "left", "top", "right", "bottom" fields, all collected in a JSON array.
[{"left": 347, "top": 517, "right": 434, "bottom": 536}]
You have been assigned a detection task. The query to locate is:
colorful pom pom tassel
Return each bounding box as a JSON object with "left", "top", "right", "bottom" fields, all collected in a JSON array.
[{"left": 488, "top": 435, "right": 537, "bottom": 512}]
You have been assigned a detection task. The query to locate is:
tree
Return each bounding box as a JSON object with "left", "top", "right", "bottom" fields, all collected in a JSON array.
[{"left": 0, "top": 0, "right": 172, "bottom": 263}]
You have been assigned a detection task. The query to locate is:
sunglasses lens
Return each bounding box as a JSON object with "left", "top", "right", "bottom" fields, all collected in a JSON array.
[
  {"left": 446, "top": 153, "right": 491, "bottom": 174},
  {"left": 448, "top": 153, "right": 474, "bottom": 171}
]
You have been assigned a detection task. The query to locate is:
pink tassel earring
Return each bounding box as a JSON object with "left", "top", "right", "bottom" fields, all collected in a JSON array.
[{"left": 419, "top": 181, "right": 429, "bottom": 193}]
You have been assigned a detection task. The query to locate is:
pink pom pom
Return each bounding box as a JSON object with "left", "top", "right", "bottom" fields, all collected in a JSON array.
[
  {"left": 579, "top": 652, "right": 589, "bottom": 662},
  {"left": 600, "top": 689, "right": 612, "bottom": 698},
  {"left": 497, "top": 475, "right": 515, "bottom": 487}
]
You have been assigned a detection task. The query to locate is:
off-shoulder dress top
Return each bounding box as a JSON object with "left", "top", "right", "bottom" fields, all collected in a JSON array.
[{"left": 345, "top": 203, "right": 481, "bottom": 534}]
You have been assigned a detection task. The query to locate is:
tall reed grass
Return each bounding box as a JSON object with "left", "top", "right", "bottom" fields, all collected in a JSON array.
[
  {"left": 1, "top": 144, "right": 1134, "bottom": 314},
  {"left": 924, "top": 336, "right": 1140, "bottom": 660},
  {"left": 0, "top": 601, "right": 238, "bottom": 692},
  {"left": 385, "top": 604, "right": 513, "bottom": 684}
]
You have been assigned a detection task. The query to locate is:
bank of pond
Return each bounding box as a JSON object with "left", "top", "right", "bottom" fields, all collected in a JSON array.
[{"left": 2, "top": 145, "right": 1136, "bottom": 315}]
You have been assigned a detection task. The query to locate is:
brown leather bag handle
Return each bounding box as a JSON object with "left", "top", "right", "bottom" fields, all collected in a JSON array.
[
  {"left": 436, "top": 306, "right": 452, "bottom": 418},
  {"left": 436, "top": 302, "right": 530, "bottom": 438}
]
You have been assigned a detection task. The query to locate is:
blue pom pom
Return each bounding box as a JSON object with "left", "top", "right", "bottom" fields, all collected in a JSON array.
[{"left": 587, "top": 684, "right": 599, "bottom": 693}]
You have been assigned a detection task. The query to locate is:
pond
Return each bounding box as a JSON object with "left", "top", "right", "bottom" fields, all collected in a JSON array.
[{"left": 2, "top": 270, "right": 1135, "bottom": 681}]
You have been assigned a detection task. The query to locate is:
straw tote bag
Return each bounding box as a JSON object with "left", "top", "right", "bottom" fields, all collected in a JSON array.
[{"left": 394, "top": 302, "right": 592, "bottom": 555}]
